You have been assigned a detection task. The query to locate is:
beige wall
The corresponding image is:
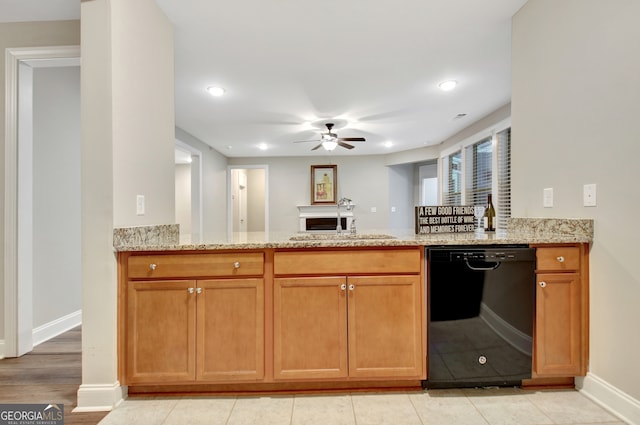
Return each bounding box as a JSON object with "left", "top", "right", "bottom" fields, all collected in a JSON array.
[
  {"left": 512, "top": 0, "right": 640, "bottom": 403},
  {"left": 0, "top": 20, "right": 80, "bottom": 343},
  {"left": 79, "top": 0, "right": 174, "bottom": 409},
  {"left": 229, "top": 155, "right": 391, "bottom": 232}
]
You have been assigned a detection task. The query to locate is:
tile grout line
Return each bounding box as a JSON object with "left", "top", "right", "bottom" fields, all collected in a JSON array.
[
  {"left": 223, "top": 397, "right": 239, "bottom": 425},
  {"left": 159, "top": 398, "right": 180, "bottom": 425},
  {"left": 290, "top": 395, "right": 296, "bottom": 425},
  {"left": 463, "top": 390, "right": 499, "bottom": 425},
  {"left": 350, "top": 393, "right": 359, "bottom": 425},
  {"left": 407, "top": 391, "right": 426, "bottom": 425}
]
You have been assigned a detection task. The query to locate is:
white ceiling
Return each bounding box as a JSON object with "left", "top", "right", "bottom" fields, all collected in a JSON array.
[{"left": 1, "top": 0, "right": 527, "bottom": 157}]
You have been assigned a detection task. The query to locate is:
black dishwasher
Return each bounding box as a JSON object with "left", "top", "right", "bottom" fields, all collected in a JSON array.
[{"left": 425, "top": 246, "right": 536, "bottom": 388}]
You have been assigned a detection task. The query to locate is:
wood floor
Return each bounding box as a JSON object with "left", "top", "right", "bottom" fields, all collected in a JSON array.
[{"left": 0, "top": 327, "right": 109, "bottom": 425}]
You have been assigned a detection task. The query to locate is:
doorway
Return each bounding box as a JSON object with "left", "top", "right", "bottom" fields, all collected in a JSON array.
[
  {"left": 174, "top": 140, "right": 203, "bottom": 244},
  {"left": 4, "top": 46, "right": 81, "bottom": 358},
  {"left": 227, "top": 165, "right": 269, "bottom": 238}
]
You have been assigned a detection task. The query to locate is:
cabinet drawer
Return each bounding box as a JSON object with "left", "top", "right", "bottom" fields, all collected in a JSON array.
[
  {"left": 128, "top": 252, "right": 264, "bottom": 279},
  {"left": 536, "top": 247, "right": 580, "bottom": 272},
  {"left": 274, "top": 248, "right": 421, "bottom": 275}
]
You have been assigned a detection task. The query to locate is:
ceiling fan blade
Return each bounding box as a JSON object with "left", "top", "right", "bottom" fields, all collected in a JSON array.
[
  {"left": 338, "top": 137, "right": 366, "bottom": 142},
  {"left": 311, "top": 143, "right": 323, "bottom": 151},
  {"left": 338, "top": 141, "right": 355, "bottom": 149}
]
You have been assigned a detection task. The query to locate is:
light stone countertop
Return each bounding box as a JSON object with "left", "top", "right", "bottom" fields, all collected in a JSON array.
[{"left": 113, "top": 218, "right": 593, "bottom": 252}]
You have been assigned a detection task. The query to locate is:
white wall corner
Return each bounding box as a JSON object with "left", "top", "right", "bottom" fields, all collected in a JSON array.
[
  {"left": 32, "top": 310, "right": 82, "bottom": 347},
  {"left": 578, "top": 373, "right": 640, "bottom": 425},
  {"left": 0, "top": 340, "right": 4, "bottom": 359},
  {"left": 74, "top": 382, "right": 127, "bottom": 412}
]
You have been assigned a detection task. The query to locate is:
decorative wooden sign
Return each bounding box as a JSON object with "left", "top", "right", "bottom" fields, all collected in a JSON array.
[{"left": 414, "top": 205, "right": 476, "bottom": 234}]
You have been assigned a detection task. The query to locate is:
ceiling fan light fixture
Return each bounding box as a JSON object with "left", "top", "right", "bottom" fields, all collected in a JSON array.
[
  {"left": 206, "top": 86, "right": 225, "bottom": 96},
  {"left": 438, "top": 80, "right": 457, "bottom": 91},
  {"left": 321, "top": 140, "right": 338, "bottom": 151}
]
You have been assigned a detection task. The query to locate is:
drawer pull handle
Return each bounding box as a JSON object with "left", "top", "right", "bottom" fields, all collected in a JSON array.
[
  {"left": 188, "top": 287, "right": 195, "bottom": 294},
  {"left": 341, "top": 283, "right": 346, "bottom": 291},
  {"left": 233, "top": 261, "right": 241, "bottom": 269},
  {"left": 349, "top": 284, "right": 355, "bottom": 291},
  {"left": 539, "top": 281, "right": 547, "bottom": 288},
  {"left": 149, "top": 263, "right": 157, "bottom": 270},
  {"left": 557, "top": 256, "right": 565, "bottom": 263}
]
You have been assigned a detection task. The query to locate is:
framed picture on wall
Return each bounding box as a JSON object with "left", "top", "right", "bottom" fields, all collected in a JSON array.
[{"left": 311, "top": 165, "right": 337, "bottom": 204}]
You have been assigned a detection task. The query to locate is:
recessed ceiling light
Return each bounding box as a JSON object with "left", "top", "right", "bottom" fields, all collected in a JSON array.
[
  {"left": 206, "top": 86, "right": 225, "bottom": 96},
  {"left": 258, "top": 143, "right": 268, "bottom": 150},
  {"left": 438, "top": 80, "right": 457, "bottom": 91},
  {"left": 384, "top": 141, "right": 393, "bottom": 148}
]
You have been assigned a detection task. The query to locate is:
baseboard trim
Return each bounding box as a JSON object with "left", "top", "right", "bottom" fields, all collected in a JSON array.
[
  {"left": 578, "top": 373, "right": 640, "bottom": 425},
  {"left": 74, "top": 382, "right": 127, "bottom": 412},
  {"left": 32, "top": 310, "right": 82, "bottom": 347}
]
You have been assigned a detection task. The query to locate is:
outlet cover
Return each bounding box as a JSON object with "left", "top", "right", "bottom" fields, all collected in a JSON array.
[
  {"left": 543, "top": 188, "right": 553, "bottom": 208},
  {"left": 584, "top": 184, "right": 597, "bottom": 207}
]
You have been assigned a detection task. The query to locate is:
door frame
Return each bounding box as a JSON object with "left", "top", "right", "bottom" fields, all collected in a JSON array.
[
  {"left": 174, "top": 139, "right": 203, "bottom": 243},
  {"left": 226, "top": 165, "right": 269, "bottom": 238},
  {"left": 3, "top": 45, "right": 80, "bottom": 358}
]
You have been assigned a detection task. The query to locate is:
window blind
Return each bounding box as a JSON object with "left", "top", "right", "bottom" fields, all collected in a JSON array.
[
  {"left": 464, "top": 137, "right": 492, "bottom": 207},
  {"left": 442, "top": 150, "right": 462, "bottom": 205},
  {"left": 496, "top": 128, "right": 511, "bottom": 230}
]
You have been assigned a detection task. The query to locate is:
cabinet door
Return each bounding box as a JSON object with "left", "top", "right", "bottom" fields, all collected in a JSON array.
[
  {"left": 197, "top": 279, "right": 265, "bottom": 381},
  {"left": 347, "top": 275, "right": 425, "bottom": 379},
  {"left": 274, "top": 277, "right": 348, "bottom": 380},
  {"left": 127, "top": 280, "right": 196, "bottom": 384},
  {"left": 535, "top": 273, "right": 582, "bottom": 376}
]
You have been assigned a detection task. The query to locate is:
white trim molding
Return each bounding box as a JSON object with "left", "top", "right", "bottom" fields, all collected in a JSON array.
[
  {"left": 578, "top": 373, "right": 640, "bottom": 425},
  {"left": 4, "top": 45, "right": 81, "bottom": 358},
  {"left": 32, "top": 310, "right": 82, "bottom": 347},
  {"left": 74, "top": 382, "right": 127, "bottom": 412}
]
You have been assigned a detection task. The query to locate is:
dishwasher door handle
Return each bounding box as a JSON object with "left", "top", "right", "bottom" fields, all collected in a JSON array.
[{"left": 464, "top": 259, "right": 501, "bottom": 271}]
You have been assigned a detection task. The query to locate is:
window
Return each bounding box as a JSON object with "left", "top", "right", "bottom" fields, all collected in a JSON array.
[
  {"left": 440, "top": 126, "right": 511, "bottom": 230},
  {"left": 465, "top": 137, "right": 492, "bottom": 207},
  {"left": 442, "top": 150, "right": 461, "bottom": 205},
  {"left": 496, "top": 128, "right": 511, "bottom": 230}
]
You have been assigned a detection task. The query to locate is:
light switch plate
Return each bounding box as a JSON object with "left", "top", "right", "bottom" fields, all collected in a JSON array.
[
  {"left": 370, "top": 207, "right": 377, "bottom": 213},
  {"left": 136, "top": 195, "right": 145, "bottom": 215},
  {"left": 543, "top": 188, "right": 553, "bottom": 208},
  {"left": 584, "top": 184, "right": 597, "bottom": 207}
]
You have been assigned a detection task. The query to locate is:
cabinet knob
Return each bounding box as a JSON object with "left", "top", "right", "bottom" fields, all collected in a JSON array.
[
  {"left": 539, "top": 281, "right": 547, "bottom": 288},
  {"left": 557, "top": 256, "right": 565, "bottom": 263},
  {"left": 340, "top": 283, "right": 346, "bottom": 291},
  {"left": 349, "top": 284, "right": 355, "bottom": 291},
  {"left": 188, "top": 287, "right": 195, "bottom": 294},
  {"left": 233, "top": 261, "right": 241, "bottom": 269},
  {"left": 196, "top": 287, "right": 202, "bottom": 294},
  {"left": 149, "top": 263, "right": 157, "bottom": 270}
]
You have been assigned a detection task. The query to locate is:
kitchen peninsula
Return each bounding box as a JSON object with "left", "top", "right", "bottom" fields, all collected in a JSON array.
[{"left": 115, "top": 218, "right": 592, "bottom": 395}]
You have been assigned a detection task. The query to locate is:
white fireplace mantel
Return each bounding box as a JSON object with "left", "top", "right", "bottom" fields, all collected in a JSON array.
[{"left": 297, "top": 204, "right": 355, "bottom": 232}]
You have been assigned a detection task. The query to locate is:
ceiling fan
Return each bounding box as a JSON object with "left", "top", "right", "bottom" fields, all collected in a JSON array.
[{"left": 294, "top": 123, "right": 366, "bottom": 151}]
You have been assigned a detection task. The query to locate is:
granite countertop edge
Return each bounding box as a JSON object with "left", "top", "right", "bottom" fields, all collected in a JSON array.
[{"left": 113, "top": 219, "right": 593, "bottom": 252}]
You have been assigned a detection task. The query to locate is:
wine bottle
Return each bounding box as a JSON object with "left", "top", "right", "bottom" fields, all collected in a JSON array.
[{"left": 484, "top": 193, "right": 496, "bottom": 231}]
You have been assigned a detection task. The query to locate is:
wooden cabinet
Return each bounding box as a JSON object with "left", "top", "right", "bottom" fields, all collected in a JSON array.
[
  {"left": 347, "top": 275, "right": 423, "bottom": 379},
  {"left": 121, "top": 251, "right": 265, "bottom": 385},
  {"left": 533, "top": 244, "right": 588, "bottom": 377},
  {"left": 273, "top": 247, "right": 425, "bottom": 381},
  {"left": 197, "top": 279, "right": 264, "bottom": 382},
  {"left": 274, "top": 277, "right": 348, "bottom": 380},
  {"left": 127, "top": 280, "right": 196, "bottom": 383}
]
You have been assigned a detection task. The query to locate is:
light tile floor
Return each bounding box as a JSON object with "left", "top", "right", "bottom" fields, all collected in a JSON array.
[{"left": 98, "top": 388, "right": 627, "bottom": 425}]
